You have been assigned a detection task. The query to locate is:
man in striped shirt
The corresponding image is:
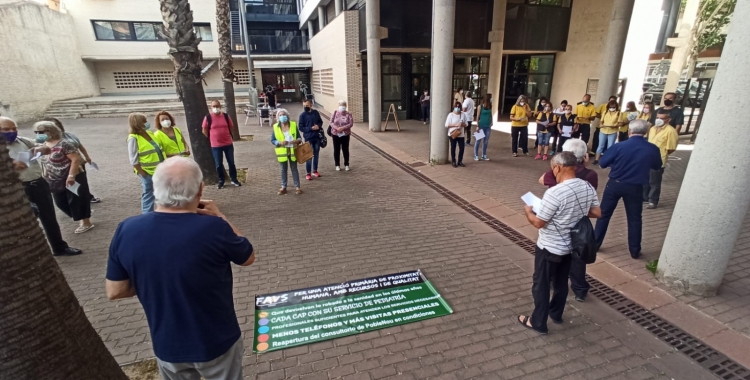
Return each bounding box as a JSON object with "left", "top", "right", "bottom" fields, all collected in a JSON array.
[{"left": 518, "top": 152, "right": 601, "bottom": 335}]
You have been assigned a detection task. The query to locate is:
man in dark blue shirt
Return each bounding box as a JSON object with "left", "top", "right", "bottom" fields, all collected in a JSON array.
[
  {"left": 595, "top": 119, "right": 662, "bottom": 259},
  {"left": 106, "top": 157, "right": 255, "bottom": 380},
  {"left": 298, "top": 99, "right": 324, "bottom": 180}
]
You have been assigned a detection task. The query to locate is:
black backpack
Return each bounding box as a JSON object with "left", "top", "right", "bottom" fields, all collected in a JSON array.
[{"left": 205, "top": 113, "right": 230, "bottom": 129}]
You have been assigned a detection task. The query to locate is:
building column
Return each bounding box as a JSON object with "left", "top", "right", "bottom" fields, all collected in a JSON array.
[
  {"left": 318, "top": 6, "right": 326, "bottom": 30},
  {"left": 335, "top": 0, "right": 343, "bottom": 16},
  {"left": 366, "top": 0, "right": 387, "bottom": 132},
  {"left": 429, "top": 0, "right": 456, "bottom": 164},
  {"left": 307, "top": 20, "right": 314, "bottom": 40},
  {"left": 657, "top": 0, "right": 750, "bottom": 296},
  {"left": 662, "top": 0, "right": 700, "bottom": 104},
  {"left": 487, "top": 0, "right": 506, "bottom": 123},
  {"left": 594, "top": 0, "right": 635, "bottom": 109}
]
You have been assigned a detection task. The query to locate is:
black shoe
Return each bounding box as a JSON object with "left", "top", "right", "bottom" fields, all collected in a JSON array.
[
  {"left": 457, "top": 162, "right": 465, "bottom": 167},
  {"left": 53, "top": 247, "right": 83, "bottom": 256},
  {"left": 90, "top": 197, "right": 101, "bottom": 203},
  {"left": 631, "top": 252, "right": 642, "bottom": 259},
  {"left": 592, "top": 160, "right": 599, "bottom": 166},
  {"left": 452, "top": 162, "right": 457, "bottom": 168},
  {"left": 647, "top": 203, "right": 657, "bottom": 209},
  {"left": 231, "top": 180, "right": 242, "bottom": 187},
  {"left": 217, "top": 182, "right": 225, "bottom": 189},
  {"left": 574, "top": 295, "right": 586, "bottom": 302},
  {"left": 551, "top": 317, "right": 564, "bottom": 324}
]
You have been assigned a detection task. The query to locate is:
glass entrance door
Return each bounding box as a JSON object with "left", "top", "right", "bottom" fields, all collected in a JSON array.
[{"left": 501, "top": 54, "right": 555, "bottom": 114}]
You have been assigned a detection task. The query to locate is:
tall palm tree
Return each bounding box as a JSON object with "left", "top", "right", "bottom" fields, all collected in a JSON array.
[
  {"left": 0, "top": 142, "right": 128, "bottom": 380},
  {"left": 160, "top": 0, "right": 219, "bottom": 184},
  {"left": 216, "top": 0, "right": 240, "bottom": 141}
]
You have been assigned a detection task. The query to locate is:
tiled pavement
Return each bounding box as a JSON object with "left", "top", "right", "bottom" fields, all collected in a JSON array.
[{"left": 15, "top": 106, "right": 731, "bottom": 379}]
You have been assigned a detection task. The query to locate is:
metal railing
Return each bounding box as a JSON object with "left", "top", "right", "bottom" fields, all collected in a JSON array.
[{"left": 246, "top": 35, "right": 309, "bottom": 54}]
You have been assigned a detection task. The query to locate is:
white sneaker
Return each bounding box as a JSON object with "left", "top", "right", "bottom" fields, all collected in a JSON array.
[
  {"left": 345, "top": 166, "right": 350, "bottom": 171},
  {"left": 335, "top": 166, "right": 341, "bottom": 171}
]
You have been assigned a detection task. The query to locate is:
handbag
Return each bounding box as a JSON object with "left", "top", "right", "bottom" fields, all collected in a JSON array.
[
  {"left": 318, "top": 130, "right": 328, "bottom": 148},
  {"left": 327, "top": 111, "right": 337, "bottom": 137},
  {"left": 294, "top": 142, "right": 313, "bottom": 163},
  {"left": 450, "top": 128, "right": 462, "bottom": 139}
]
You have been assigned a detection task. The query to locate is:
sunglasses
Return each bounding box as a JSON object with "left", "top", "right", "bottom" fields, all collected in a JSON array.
[{"left": 34, "top": 131, "right": 46, "bottom": 134}]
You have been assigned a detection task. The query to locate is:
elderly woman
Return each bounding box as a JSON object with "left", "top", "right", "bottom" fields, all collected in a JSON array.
[
  {"left": 271, "top": 108, "right": 303, "bottom": 195},
  {"left": 510, "top": 95, "right": 532, "bottom": 157},
  {"left": 330, "top": 100, "right": 354, "bottom": 171},
  {"left": 153, "top": 111, "right": 190, "bottom": 158},
  {"left": 34, "top": 121, "right": 95, "bottom": 234},
  {"left": 44, "top": 117, "right": 101, "bottom": 203},
  {"left": 127, "top": 113, "right": 165, "bottom": 213}
]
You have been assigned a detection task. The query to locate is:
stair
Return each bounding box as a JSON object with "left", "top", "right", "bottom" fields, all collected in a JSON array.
[{"left": 43, "top": 94, "right": 251, "bottom": 120}]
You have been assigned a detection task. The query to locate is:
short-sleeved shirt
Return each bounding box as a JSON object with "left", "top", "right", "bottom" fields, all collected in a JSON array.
[
  {"left": 39, "top": 140, "right": 78, "bottom": 192},
  {"left": 202, "top": 113, "right": 234, "bottom": 148},
  {"left": 599, "top": 111, "right": 621, "bottom": 134},
  {"left": 648, "top": 125, "right": 678, "bottom": 167},
  {"left": 575, "top": 103, "right": 597, "bottom": 124},
  {"left": 536, "top": 112, "right": 556, "bottom": 133},
  {"left": 445, "top": 112, "right": 465, "bottom": 138},
  {"left": 650, "top": 107, "right": 685, "bottom": 128},
  {"left": 510, "top": 104, "right": 531, "bottom": 127},
  {"left": 462, "top": 97, "right": 475, "bottom": 118},
  {"left": 106, "top": 212, "right": 254, "bottom": 363},
  {"left": 536, "top": 178, "right": 600, "bottom": 255}
]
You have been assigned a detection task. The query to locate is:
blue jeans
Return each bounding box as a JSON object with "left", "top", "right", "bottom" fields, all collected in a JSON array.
[
  {"left": 212, "top": 144, "right": 237, "bottom": 184},
  {"left": 536, "top": 132, "right": 550, "bottom": 146},
  {"left": 595, "top": 180, "right": 644, "bottom": 257},
  {"left": 305, "top": 139, "right": 321, "bottom": 174},
  {"left": 596, "top": 132, "right": 617, "bottom": 154},
  {"left": 473, "top": 127, "right": 491, "bottom": 157},
  {"left": 280, "top": 160, "right": 300, "bottom": 188},
  {"left": 140, "top": 174, "right": 155, "bottom": 214}
]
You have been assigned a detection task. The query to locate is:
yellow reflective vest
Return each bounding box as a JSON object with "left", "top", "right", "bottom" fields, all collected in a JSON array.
[
  {"left": 153, "top": 127, "right": 187, "bottom": 157},
  {"left": 129, "top": 132, "right": 165, "bottom": 175},
  {"left": 273, "top": 122, "right": 298, "bottom": 163}
]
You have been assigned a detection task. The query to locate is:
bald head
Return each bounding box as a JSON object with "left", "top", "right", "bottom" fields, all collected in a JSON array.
[
  {"left": 0, "top": 116, "right": 17, "bottom": 131},
  {"left": 153, "top": 157, "right": 203, "bottom": 210}
]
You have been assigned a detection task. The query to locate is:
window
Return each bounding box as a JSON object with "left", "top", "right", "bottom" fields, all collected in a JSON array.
[
  {"left": 92, "top": 20, "right": 211, "bottom": 41},
  {"left": 194, "top": 24, "right": 213, "bottom": 42}
]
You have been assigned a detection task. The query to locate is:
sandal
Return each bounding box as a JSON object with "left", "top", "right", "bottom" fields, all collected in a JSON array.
[
  {"left": 75, "top": 225, "right": 95, "bottom": 234},
  {"left": 517, "top": 315, "right": 547, "bottom": 335},
  {"left": 295, "top": 188, "right": 303, "bottom": 195},
  {"left": 277, "top": 188, "right": 287, "bottom": 195}
]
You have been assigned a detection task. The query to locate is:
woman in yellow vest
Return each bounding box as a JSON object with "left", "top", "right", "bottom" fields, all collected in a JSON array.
[
  {"left": 127, "top": 113, "right": 165, "bottom": 213},
  {"left": 271, "top": 108, "right": 303, "bottom": 195},
  {"left": 152, "top": 111, "right": 190, "bottom": 157},
  {"left": 510, "top": 95, "right": 532, "bottom": 157}
]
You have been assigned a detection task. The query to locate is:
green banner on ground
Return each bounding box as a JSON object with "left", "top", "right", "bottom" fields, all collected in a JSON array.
[{"left": 252, "top": 270, "right": 452, "bottom": 353}]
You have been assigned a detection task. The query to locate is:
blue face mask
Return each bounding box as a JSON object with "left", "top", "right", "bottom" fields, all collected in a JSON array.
[
  {"left": 0, "top": 131, "right": 18, "bottom": 143},
  {"left": 144, "top": 122, "right": 151, "bottom": 131},
  {"left": 279, "top": 115, "right": 289, "bottom": 123},
  {"left": 454, "top": 107, "right": 461, "bottom": 113},
  {"left": 35, "top": 133, "right": 48, "bottom": 143}
]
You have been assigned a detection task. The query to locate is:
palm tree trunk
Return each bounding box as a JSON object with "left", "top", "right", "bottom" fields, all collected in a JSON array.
[
  {"left": 216, "top": 0, "right": 240, "bottom": 141},
  {"left": 160, "top": 0, "right": 220, "bottom": 184},
  {"left": 0, "top": 142, "right": 128, "bottom": 380}
]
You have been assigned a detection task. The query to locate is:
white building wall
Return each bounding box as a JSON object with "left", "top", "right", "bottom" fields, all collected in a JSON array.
[
  {"left": 309, "top": 12, "right": 348, "bottom": 113},
  {"left": 0, "top": 2, "right": 99, "bottom": 122}
]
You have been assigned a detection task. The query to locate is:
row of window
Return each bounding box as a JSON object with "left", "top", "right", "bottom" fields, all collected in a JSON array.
[{"left": 92, "top": 20, "right": 213, "bottom": 42}]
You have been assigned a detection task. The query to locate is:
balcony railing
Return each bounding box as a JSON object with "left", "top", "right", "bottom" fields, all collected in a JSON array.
[
  {"left": 245, "top": 0, "right": 298, "bottom": 22},
  {"left": 246, "top": 35, "right": 309, "bottom": 54}
]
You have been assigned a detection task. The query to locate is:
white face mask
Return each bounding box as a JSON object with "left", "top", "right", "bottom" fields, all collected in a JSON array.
[
  {"left": 519, "top": 102, "right": 525, "bottom": 106},
  {"left": 643, "top": 108, "right": 650, "bottom": 113},
  {"left": 160, "top": 120, "right": 171, "bottom": 128},
  {"left": 212, "top": 107, "right": 221, "bottom": 114},
  {"left": 609, "top": 108, "right": 616, "bottom": 112},
  {"left": 338, "top": 106, "right": 346, "bottom": 112},
  {"left": 654, "top": 119, "right": 665, "bottom": 127}
]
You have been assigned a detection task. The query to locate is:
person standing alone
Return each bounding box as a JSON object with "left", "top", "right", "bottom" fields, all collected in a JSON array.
[
  {"left": 420, "top": 89, "right": 430, "bottom": 124},
  {"left": 202, "top": 100, "right": 240, "bottom": 189}
]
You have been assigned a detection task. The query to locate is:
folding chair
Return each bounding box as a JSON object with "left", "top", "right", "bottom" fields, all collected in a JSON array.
[{"left": 243, "top": 104, "right": 257, "bottom": 125}]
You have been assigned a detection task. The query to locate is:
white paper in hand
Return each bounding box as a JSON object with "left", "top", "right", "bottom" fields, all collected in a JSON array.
[
  {"left": 562, "top": 126, "right": 573, "bottom": 137},
  {"left": 66, "top": 182, "right": 80, "bottom": 196},
  {"left": 90, "top": 162, "right": 99, "bottom": 170},
  {"left": 30, "top": 152, "right": 42, "bottom": 162},
  {"left": 473, "top": 129, "right": 485, "bottom": 141},
  {"left": 521, "top": 192, "right": 542, "bottom": 214},
  {"left": 16, "top": 151, "right": 31, "bottom": 166}
]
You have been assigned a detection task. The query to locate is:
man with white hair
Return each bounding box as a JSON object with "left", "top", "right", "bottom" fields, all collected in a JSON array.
[
  {"left": 1, "top": 116, "right": 82, "bottom": 256},
  {"left": 594, "top": 119, "right": 662, "bottom": 259},
  {"left": 106, "top": 157, "right": 255, "bottom": 380}
]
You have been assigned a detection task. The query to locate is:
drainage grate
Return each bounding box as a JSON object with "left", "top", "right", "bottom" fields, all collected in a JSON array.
[{"left": 347, "top": 129, "right": 750, "bottom": 380}]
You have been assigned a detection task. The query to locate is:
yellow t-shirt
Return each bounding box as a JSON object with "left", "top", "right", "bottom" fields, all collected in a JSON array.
[
  {"left": 575, "top": 103, "right": 597, "bottom": 124},
  {"left": 597, "top": 103, "right": 608, "bottom": 117},
  {"left": 648, "top": 125, "right": 678, "bottom": 168},
  {"left": 599, "top": 111, "right": 621, "bottom": 135},
  {"left": 510, "top": 105, "right": 530, "bottom": 127},
  {"left": 619, "top": 111, "right": 634, "bottom": 132}
]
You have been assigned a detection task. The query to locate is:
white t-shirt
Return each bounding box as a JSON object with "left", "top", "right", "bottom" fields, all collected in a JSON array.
[
  {"left": 536, "top": 178, "right": 600, "bottom": 255},
  {"left": 462, "top": 97, "right": 475, "bottom": 118},
  {"left": 445, "top": 112, "right": 465, "bottom": 138}
]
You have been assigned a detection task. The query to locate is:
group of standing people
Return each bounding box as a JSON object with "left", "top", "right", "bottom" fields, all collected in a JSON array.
[{"left": 443, "top": 91, "right": 495, "bottom": 167}]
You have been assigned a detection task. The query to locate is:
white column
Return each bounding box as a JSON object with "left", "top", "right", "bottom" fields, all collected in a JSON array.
[
  {"left": 307, "top": 20, "right": 314, "bottom": 40},
  {"left": 318, "top": 6, "right": 326, "bottom": 30},
  {"left": 662, "top": 0, "right": 700, "bottom": 104},
  {"left": 335, "top": 0, "right": 343, "bottom": 16},
  {"left": 487, "top": 0, "right": 506, "bottom": 123},
  {"left": 429, "top": 0, "right": 456, "bottom": 164},
  {"left": 594, "top": 0, "right": 635, "bottom": 109},
  {"left": 657, "top": 0, "right": 749, "bottom": 296},
  {"left": 366, "top": 0, "right": 386, "bottom": 132}
]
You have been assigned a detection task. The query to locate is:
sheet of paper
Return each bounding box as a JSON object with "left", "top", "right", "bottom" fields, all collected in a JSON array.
[
  {"left": 66, "top": 182, "right": 80, "bottom": 196},
  {"left": 562, "top": 126, "right": 573, "bottom": 137},
  {"left": 29, "top": 152, "right": 41, "bottom": 162},
  {"left": 473, "top": 129, "right": 485, "bottom": 141},
  {"left": 521, "top": 192, "right": 542, "bottom": 214},
  {"left": 538, "top": 120, "right": 549, "bottom": 126},
  {"left": 16, "top": 151, "right": 31, "bottom": 166},
  {"left": 89, "top": 162, "right": 99, "bottom": 170}
]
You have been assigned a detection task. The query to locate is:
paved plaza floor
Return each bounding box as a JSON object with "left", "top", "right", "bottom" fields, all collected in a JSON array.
[{"left": 16, "top": 105, "right": 748, "bottom": 379}]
